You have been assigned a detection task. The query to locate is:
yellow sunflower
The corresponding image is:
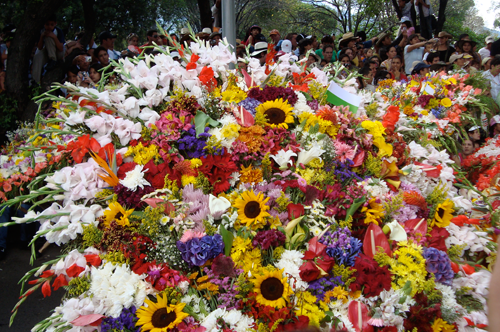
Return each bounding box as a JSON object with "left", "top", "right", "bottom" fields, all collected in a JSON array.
[
  {"left": 103, "top": 201, "right": 134, "bottom": 227},
  {"left": 234, "top": 190, "right": 270, "bottom": 230},
  {"left": 255, "top": 98, "right": 295, "bottom": 129},
  {"left": 430, "top": 199, "right": 454, "bottom": 228},
  {"left": 252, "top": 268, "right": 292, "bottom": 308},
  {"left": 136, "top": 294, "right": 189, "bottom": 332}
]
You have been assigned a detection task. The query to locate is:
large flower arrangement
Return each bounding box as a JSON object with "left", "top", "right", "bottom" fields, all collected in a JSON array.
[{"left": 0, "top": 37, "right": 497, "bottom": 332}]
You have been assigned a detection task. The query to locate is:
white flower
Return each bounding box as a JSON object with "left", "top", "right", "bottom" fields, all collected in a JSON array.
[
  {"left": 119, "top": 164, "right": 150, "bottom": 191},
  {"left": 296, "top": 146, "right": 325, "bottom": 166},
  {"left": 209, "top": 195, "right": 231, "bottom": 216},
  {"left": 271, "top": 149, "right": 297, "bottom": 170}
]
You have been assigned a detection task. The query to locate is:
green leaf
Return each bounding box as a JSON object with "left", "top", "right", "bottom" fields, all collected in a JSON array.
[
  {"left": 194, "top": 111, "right": 219, "bottom": 137},
  {"left": 219, "top": 224, "right": 234, "bottom": 256},
  {"left": 345, "top": 196, "right": 366, "bottom": 220}
]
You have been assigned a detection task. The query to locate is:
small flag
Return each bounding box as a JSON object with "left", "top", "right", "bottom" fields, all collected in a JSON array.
[{"left": 326, "top": 81, "right": 361, "bottom": 113}]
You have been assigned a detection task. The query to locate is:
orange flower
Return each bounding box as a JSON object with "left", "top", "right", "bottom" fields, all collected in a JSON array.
[
  {"left": 237, "top": 125, "right": 265, "bottom": 153},
  {"left": 199, "top": 66, "right": 217, "bottom": 91}
]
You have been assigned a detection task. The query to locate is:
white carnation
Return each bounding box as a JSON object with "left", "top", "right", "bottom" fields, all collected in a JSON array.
[{"left": 119, "top": 164, "right": 151, "bottom": 191}]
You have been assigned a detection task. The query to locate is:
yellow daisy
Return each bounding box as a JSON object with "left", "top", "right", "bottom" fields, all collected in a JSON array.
[
  {"left": 431, "top": 199, "right": 454, "bottom": 228},
  {"left": 136, "top": 294, "right": 189, "bottom": 332},
  {"left": 252, "top": 268, "right": 292, "bottom": 308},
  {"left": 255, "top": 98, "right": 294, "bottom": 129},
  {"left": 102, "top": 202, "right": 134, "bottom": 227},
  {"left": 234, "top": 190, "right": 270, "bottom": 230}
]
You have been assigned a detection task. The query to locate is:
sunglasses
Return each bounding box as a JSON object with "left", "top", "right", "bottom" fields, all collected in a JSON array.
[{"left": 152, "top": 35, "right": 159, "bottom": 38}]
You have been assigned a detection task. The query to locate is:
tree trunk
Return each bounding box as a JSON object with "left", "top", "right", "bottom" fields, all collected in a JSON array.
[
  {"left": 5, "top": 0, "right": 67, "bottom": 122},
  {"left": 435, "top": 0, "right": 448, "bottom": 34},
  {"left": 391, "top": 0, "right": 402, "bottom": 19},
  {"left": 197, "top": 0, "right": 212, "bottom": 30}
]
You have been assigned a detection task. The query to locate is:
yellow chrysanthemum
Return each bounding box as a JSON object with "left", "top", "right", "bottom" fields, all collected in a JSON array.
[
  {"left": 136, "top": 294, "right": 189, "bottom": 332},
  {"left": 431, "top": 199, "right": 454, "bottom": 228},
  {"left": 234, "top": 190, "right": 270, "bottom": 230},
  {"left": 431, "top": 318, "right": 456, "bottom": 332},
  {"left": 102, "top": 202, "right": 134, "bottom": 227},
  {"left": 361, "top": 120, "right": 386, "bottom": 138},
  {"left": 252, "top": 268, "right": 292, "bottom": 309},
  {"left": 256, "top": 98, "right": 294, "bottom": 129},
  {"left": 295, "top": 291, "right": 325, "bottom": 326},
  {"left": 240, "top": 165, "right": 263, "bottom": 184}
]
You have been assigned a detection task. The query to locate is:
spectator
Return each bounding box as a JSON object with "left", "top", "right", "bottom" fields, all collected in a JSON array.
[
  {"left": 72, "top": 53, "right": 91, "bottom": 73},
  {"left": 466, "top": 124, "right": 483, "bottom": 149},
  {"left": 321, "top": 44, "right": 335, "bottom": 64},
  {"left": 399, "top": 0, "right": 414, "bottom": 20},
  {"left": 435, "top": 31, "right": 455, "bottom": 63},
  {"left": 425, "top": 51, "right": 440, "bottom": 65},
  {"left": 357, "top": 66, "right": 375, "bottom": 92},
  {"left": 363, "top": 48, "right": 374, "bottom": 62},
  {"left": 482, "top": 56, "right": 492, "bottom": 71},
  {"left": 456, "top": 39, "right": 481, "bottom": 64},
  {"left": 142, "top": 29, "right": 161, "bottom": 49},
  {"left": 374, "top": 70, "right": 392, "bottom": 85},
  {"left": 390, "top": 55, "right": 407, "bottom": 81},
  {"left": 415, "top": 0, "right": 433, "bottom": 40},
  {"left": 243, "top": 25, "right": 261, "bottom": 46},
  {"left": 306, "top": 52, "right": 320, "bottom": 68},
  {"left": 285, "top": 33, "right": 298, "bottom": 51},
  {"left": 210, "top": 31, "right": 222, "bottom": 46},
  {"left": 1, "top": 32, "right": 12, "bottom": 70},
  {"left": 338, "top": 53, "right": 353, "bottom": 69},
  {"left": 87, "top": 48, "right": 98, "bottom": 64},
  {"left": 126, "top": 33, "right": 140, "bottom": 55},
  {"left": 316, "top": 35, "right": 336, "bottom": 60},
  {"left": 278, "top": 40, "right": 293, "bottom": 56},
  {"left": 490, "top": 115, "right": 500, "bottom": 138},
  {"left": 94, "top": 46, "right": 109, "bottom": 66},
  {"left": 454, "top": 138, "right": 475, "bottom": 165},
  {"left": 479, "top": 36, "right": 494, "bottom": 60},
  {"left": 449, "top": 53, "right": 472, "bottom": 70},
  {"left": 365, "top": 60, "right": 379, "bottom": 77},
  {"left": 211, "top": 0, "right": 222, "bottom": 29},
  {"left": 251, "top": 42, "right": 267, "bottom": 66},
  {"left": 483, "top": 56, "right": 500, "bottom": 103},
  {"left": 338, "top": 32, "right": 359, "bottom": 50},
  {"left": 64, "top": 31, "right": 85, "bottom": 58},
  {"left": 269, "top": 29, "right": 282, "bottom": 50},
  {"left": 99, "top": 31, "right": 120, "bottom": 60},
  {"left": 429, "top": 61, "right": 448, "bottom": 72},
  {"left": 65, "top": 65, "right": 79, "bottom": 85},
  {"left": 411, "top": 61, "right": 430, "bottom": 76},
  {"left": 32, "top": 14, "right": 65, "bottom": 83},
  {"left": 404, "top": 34, "right": 426, "bottom": 74},
  {"left": 298, "top": 38, "right": 314, "bottom": 59},
  {"left": 375, "top": 31, "right": 406, "bottom": 58},
  {"left": 89, "top": 63, "right": 103, "bottom": 85},
  {"left": 380, "top": 46, "right": 397, "bottom": 70}
]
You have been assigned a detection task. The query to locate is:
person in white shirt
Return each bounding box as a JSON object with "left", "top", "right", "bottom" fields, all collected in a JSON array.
[
  {"left": 98, "top": 31, "right": 120, "bottom": 60},
  {"left": 404, "top": 34, "right": 428, "bottom": 74},
  {"left": 483, "top": 56, "right": 500, "bottom": 104},
  {"left": 478, "top": 36, "right": 494, "bottom": 60},
  {"left": 415, "top": 0, "right": 433, "bottom": 39}
]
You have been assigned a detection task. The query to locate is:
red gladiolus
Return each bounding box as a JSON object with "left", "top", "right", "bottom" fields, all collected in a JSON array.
[
  {"left": 85, "top": 254, "right": 102, "bottom": 267},
  {"left": 199, "top": 66, "right": 217, "bottom": 91},
  {"left": 382, "top": 105, "right": 400, "bottom": 133},
  {"left": 66, "top": 263, "right": 85, "bottom": 278},
  {"left": 52, "top": 274, "right": 68, "bottom": 291},
  {"left": 41, "top": 280, "right": 52, "bottom": 297}
]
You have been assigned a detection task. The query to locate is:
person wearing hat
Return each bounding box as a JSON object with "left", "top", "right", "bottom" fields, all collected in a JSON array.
[
  {"left": 449, "top": 53, "right": 472, "bottom": 69},
  {"left": 375, "top": 31, "right": 407, "bottom": 58},
  {"left": 180, "top": 28, "right": 190, "bottom": 38},
  {"left": 456, "top": 39, "right": 480, "bottom": 64},
  {"left": 435, "top": 31, "right": 455, "bottom": 63},
  {"left": 338, "top": 32, "right": 359, "bottom": 49},
  {"left": 251, "top": 41, "right": 268, "bottom": 66},
  {"left": 243, "top": 25, "right": 262, "bottom": 46},
  {"left": 279, "top": 40, "right": 293, "bottom": 54},
  {"left": 196, "top": 28, "right": 212, "bottom": 42},
  {"left": 404, "top": 34, "right": 427, "bottom": 75},
  {"left": 479, "top": 36, "right": 495, "bottom": 60},
  {"left": 98, "top": 30, "right": 120, "bottom": 60},
  {"left": 210, "top": 31, "right": 222, "bottom": 46},
  {"left": 482, "top": 57, "right": 493, "bottom": 71},
  {"left": 483, "top": 56, "right": 500, "bottom": 103},
  {"left": 411, "top": 61, "right": 431, "bottom": 76},
  {"left": 306, "top": 51, "right": 321, "bottom": 68},
  {"left": 489, "top": 115, "right": 500, "bottom": 138},
  {"left": 269, "top": 29, "right": 282, "bottom": 50}
]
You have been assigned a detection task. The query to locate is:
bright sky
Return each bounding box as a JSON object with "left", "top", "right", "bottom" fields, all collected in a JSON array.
[{"left": 476, "top": 0, "right": 495, "bottom": 29}]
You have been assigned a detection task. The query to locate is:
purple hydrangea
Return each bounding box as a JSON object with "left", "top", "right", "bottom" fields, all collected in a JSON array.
[
  {"left": 177, "top": 234, "right": 224, "bottom": 267},
  {"left": 423, "top": 247, "right": 454, "bottom": 285},
  {"left": 238, "top": 97, "right": 261, "bottom": 115},
  {"left": 100, "top": 306, "right": 139, "bottom": 332},
  {"left": 307, "top": 274, "right": 344, "bottom": 302}
]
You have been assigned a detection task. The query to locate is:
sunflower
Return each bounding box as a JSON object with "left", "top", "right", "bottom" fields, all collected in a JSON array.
[
  {"left": 136, "top": 294, "right": 189, "bottom": 332},
  {"left": 430, "top": 199, "right": 454, "bottom": 228},
  {"left": 252, "top": 268, "right": 292, "bottom": 308},
  {"left": 255, "top": 98, "right": 294, "bottom": 129},
  {"left": 102, "top": 201, "right": 134, "bottom": 227},
  {"left": 234, "top": 190, "right": 271, "bottom": 230}
]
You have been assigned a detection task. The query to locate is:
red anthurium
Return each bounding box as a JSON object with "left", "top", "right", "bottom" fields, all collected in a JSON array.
[
  {"left": 363, "top": 223, "right": 391, "bottom": 258},
  {"left": 85, "top": 254, "right": 102, "bottom": 267},
  {"left": 66, "top": 263, "right": 86, "bottom": 278},
  {"left": 71, "top": 314, "right": 105, "bottom": 326},
  {"left": 41, "top": 280, "right": 52, "bottom": 297},
  {"left": 299, "top": 237, "right": 334, "bottom": 282},
  {"left": 233, "top": 106, "right": 255, "bottom": 127},
  {"left": 405, "top": 218, "right": 427, "bottom": 236},
  {"left": 414, "top": 161, "right": 442, "bottom": 178},
  {"left": 52, "top": 274, "right": 68, "bottom": 291},
  {"left": 348, "top": 301, "right": 374, "bottom": 332}
]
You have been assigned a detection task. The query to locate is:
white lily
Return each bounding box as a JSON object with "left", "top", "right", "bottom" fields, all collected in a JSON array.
[
  {"left": 296, "top": 146, "right": 325, "bottom": 166},
  {"left": 271, "top": 149, "right": 297, "bottom": 170}
]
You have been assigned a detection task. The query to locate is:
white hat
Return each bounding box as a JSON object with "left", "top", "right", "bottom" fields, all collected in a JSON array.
[
  {"left": 171, "top": 51, "right": 180, "bottom": 59},
  {"left": 202, "top": 27, "right": 212, "bottom": 34},
  {"left": 491, "top": 115, "right": 500, "bottom": 126},
  {"left": 400, "top": 16, "right": 411, "bottom": 23},
  {"left": 251, "top": 42, "right": 268, "bottom": 56},
  {"left": 180, "top": 28, "right": 189, "bottom": 35},
  {"left": 281, "top": 40, "right": 292, "bottom": 53},
  {"left": 485, "top": 36, "right": 495, "bottom": 44}
]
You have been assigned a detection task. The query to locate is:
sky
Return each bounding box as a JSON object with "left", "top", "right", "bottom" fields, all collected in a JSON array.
[{"left": 475, "top": 0, "right": 496, "bottom": 29}]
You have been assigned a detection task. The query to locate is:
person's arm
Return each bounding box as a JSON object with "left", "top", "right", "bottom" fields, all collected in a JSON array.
[
  {"left": 37, "top": 32, "right": 46, "bottom": 50},
  {"left": 49, "top": 31, "right": 64, "bottom": 52},
  {"left": 406, "top": 41, "right": 426, "bottom": 53}
]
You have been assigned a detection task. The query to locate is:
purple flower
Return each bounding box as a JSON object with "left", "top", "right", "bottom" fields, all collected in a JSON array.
[
  {"left": 101, "top": 306, "right": 139, "bottom": 331},
  {"left": 238, "top": 98, "right": 261, "bottom": 115},
  {"left": 423, "top": 247, "right": 454, "bottom": 285},
  {"left": 178, "top": 127, "right": 212, "bottom": 158},
  {"left": 307, "top": 275, "right": 344, "bottom": 302},
  {"left": 177, "top": 234, "right": 224, "bottom": 267}
]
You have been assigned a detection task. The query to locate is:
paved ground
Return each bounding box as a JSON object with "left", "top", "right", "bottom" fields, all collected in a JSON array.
[{"left": 0, "top": 243, "right": 64, "bottom": 332}]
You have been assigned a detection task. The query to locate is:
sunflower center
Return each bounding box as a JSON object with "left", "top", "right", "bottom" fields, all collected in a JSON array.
[
  {"left": 261, "top": 277, "right": 284, "bottom": 301},
  {"left": 115, "top": 212, "right": 124, "bottom": 220},
  {"left": 264, "top": 108, "right": 286, "bottom": 125},
  {"left": 437, "top": 207, "right": 444, "bottom": 219},
  {"left": 151, "top": 308, "right": 176, "bottom": 328},
  {"left": 244, "top": 201, "right": 261, "bottom": 219}
]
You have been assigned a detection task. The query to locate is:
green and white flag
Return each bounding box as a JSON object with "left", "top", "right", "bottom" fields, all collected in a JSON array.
[{"left": 326, "top": 81, "right": 361, "bottom": 114}]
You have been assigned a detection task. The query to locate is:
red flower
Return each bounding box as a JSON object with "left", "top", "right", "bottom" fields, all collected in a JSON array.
[
  {"left": 350, "top": 253, "right": 391, "bottom": 297},
  {"left": 287, "top": 203, "right": 305, "bottom": 220},
  {"left": 41, "top": 280, "right": 52, "bottom": 297},
  {"left": 382, "top": 105, "right": 400, "bottom": 133},
  {"left": 61, "top": 134, "right": 101, "bottom": 164},
  {"left": 299, "top": 261, "right": 321, "bottom": 282},
  {"left": 427, "top": 227, "right": 449, "bottom": 252},
  {"left": 299, "top": 237, "right": 334, "bottom": 282},
  {"left": 66, "top": 263, "right": 85, "bottom": 278},
  {"left": 52, "top": 274, "right": 68, "bottom": 291},
  {"left": 85, "top": 254, "right": 102, "bottom": 267},
  {"left": 199, "top": 66, "right": 217, "bottom": 91},
  {"left": 117, "top": 162, "right": 137, "bottom": 180}
]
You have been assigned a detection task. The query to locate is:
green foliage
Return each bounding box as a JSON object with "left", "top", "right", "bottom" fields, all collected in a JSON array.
[{"left": 0, "top": 94, "right": 19, "bottom": 132}]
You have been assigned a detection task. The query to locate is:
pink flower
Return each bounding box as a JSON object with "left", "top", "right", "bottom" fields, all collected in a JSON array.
[
  {"left": 334, "top": 140, "right": 356, "bottom": 162},
  {"left": 179, "top": 230, "right": 206, "bottom": 243}
]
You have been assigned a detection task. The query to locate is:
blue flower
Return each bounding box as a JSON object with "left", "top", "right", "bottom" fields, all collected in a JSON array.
[
  {"left": 177, "top": 234, "right": 224, "bottom": 267},
  {"left": 326, "top": 237, "right": 362, "bottom": 267},
  {"left": 423, "top": 247, "right": 454, "bottom": 285}
]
